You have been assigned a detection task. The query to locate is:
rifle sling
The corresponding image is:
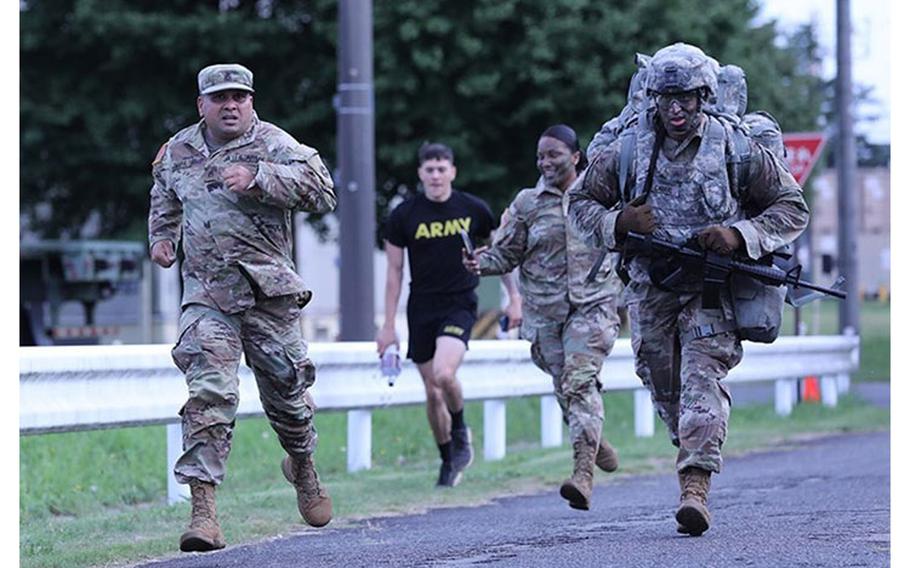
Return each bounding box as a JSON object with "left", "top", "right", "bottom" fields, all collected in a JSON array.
[
  {"left": 584, "top": 250, "right": 609, "bottom": 284},
  {"left": 640, "top": 125, "right": 664, "bottom": 201}
]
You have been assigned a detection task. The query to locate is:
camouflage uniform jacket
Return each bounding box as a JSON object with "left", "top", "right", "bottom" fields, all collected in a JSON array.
[
  {"left": 148, "top": 114, "right": 336, "bottom": 314},
  {"left": 476, "top": 177, "right": 617, "bottom": 335},
  {"left": 567, "top": 112, "right": 808, "bottom": 291}
]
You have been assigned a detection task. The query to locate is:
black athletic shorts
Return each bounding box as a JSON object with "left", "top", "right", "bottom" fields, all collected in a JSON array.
[{"left": 406, "top": 290, "right": 478, "bottom": 364}]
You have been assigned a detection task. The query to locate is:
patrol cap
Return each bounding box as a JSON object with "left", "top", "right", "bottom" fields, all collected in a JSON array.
[{"left": 197, "top": 63, "right": 255, "bottom": 95}]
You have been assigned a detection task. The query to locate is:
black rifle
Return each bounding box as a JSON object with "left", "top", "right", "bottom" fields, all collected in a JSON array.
[{"left": 623, "top": 231, "right": 846, "bottom": 307}]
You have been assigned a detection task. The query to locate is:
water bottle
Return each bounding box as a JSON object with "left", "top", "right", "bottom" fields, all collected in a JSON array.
[{"left": 380, "top": 345, "right": 401, "bottom": 386}]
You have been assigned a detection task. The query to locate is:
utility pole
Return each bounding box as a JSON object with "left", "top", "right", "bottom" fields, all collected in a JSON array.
[
  {"left": 337, "top": 0, "right": 376, "bottom": 340},
  {"left": 836, "top": 0, "right": 860, "bottom": 335}
]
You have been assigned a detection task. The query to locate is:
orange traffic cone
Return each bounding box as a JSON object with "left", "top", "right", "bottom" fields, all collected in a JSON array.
[{"left": 801, "top": 376, "right": 821, "bottom": 403}]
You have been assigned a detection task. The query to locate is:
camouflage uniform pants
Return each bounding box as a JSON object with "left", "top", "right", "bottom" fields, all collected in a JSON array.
[
  {"left": 625, "top": 282, "right": 742, "bottom": 474},
  {"left": 171, "top": 295, "right": 317, "bottom": 485},
  {"left": 529, "top": 301, "right": 621, "bottom": 447}
]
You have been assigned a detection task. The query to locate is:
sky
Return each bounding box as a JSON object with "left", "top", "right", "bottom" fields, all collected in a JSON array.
[{"left": 756, "top": 0, "right": 891, "bottom": 144}]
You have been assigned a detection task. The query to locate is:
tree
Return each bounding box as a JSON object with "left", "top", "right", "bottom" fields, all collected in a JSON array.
[
  {"left": 21, "top": 0, "right": 828, "bottom": 244},
  {"left": 21, "top": 0, "right": 339, "bottom": 240}
]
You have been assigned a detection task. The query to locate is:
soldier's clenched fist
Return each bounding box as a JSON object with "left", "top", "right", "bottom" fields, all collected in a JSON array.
[
  {"left": 150, "top": 240, "right": 176, "bottom": 268},
  {"left": 615, "top": 199, "right": 656, "bottom": 237},
  {"left": 697, "top": 225, "right": 743, "bottom": 255},
  {"left": 223, "top": 164, "right": 257, "bottom": 193}
]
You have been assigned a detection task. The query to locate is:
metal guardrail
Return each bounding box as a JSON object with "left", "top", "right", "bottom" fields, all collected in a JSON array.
[{"left": 20, "top": 335, "right": 858, "bottom": 504}]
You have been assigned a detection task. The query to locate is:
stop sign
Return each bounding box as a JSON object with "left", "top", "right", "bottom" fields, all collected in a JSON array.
[{"left": 782, "top": 132, "right": 827, "bottom": 185}]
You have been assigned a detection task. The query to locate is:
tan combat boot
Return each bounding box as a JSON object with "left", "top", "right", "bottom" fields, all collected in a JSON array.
[
  {"left": 281, "top": 454, "right": 333, "bottom": 527},
  {"left": 595, "top": 437, "right": 619, "bottom": 472},
  {"left": 179, "top": 480, "right": 227, "bottom": 552},
  {"left": 676, "top": 467, "right": 712, "bottom": 536},
  {"left": 559, "top": 440, "right": 597, "bottom": 510}
]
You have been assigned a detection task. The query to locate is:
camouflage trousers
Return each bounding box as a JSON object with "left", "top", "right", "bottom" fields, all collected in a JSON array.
[
  {"left": 625, "top": 282, "right": 743, "bottom": 474},
  {"left": 171, "top": 295, "right": 317, "bottom": 485},
  {"left": 528, "top": 301, "right": 621, "bottom": 447}
]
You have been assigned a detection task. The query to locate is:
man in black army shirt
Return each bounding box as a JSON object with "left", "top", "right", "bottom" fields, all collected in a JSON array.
[{"left": 376, "top": 142, "right": 520, "bottom": 487}]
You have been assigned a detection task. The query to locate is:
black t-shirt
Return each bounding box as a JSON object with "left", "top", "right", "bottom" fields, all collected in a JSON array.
[{"left": 384, "top": 189, "right": 496, "bottom": 296}]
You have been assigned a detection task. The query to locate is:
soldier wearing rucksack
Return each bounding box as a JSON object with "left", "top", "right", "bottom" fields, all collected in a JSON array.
[{"left": 566, "top": 42, "right": 809, "bottom": 536}]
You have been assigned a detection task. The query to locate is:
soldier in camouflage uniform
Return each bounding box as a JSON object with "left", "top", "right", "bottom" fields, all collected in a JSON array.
[
  {"left": 148, "top": 64, "right": 336, "bottom": 552},
  {"left": 464, "top": 125, "right": 622, "bottom": 511},
  {"left": 566, "top": 44, "right": 809, "bottom": 535}
]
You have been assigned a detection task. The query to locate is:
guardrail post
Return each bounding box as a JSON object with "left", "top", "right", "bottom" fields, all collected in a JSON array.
[
  {"left": 836, "top": 372, "right": 850, "bottom": 394},
  {"left": 540, "top": 395, "right": 563, "bottom": 448},
  {"left": 775, "top": 379, "right": 795, "bottom": 416},
  {"left": 844, "top": 327, "right": 859, "bottom": 392},
  {"left": 140, "top": 259, "right": 154, "bottom": 343},
  {"left": 154, "top": 263, "right": 181, "bottom": 343},
  {"left": 347, "top": 410, "right": 372, "bottom": 472},
  {"left": 166, "top": 423, "right": 190, "bottom": 505},
  {"left": 634, "top": 389, "right": 655, "bottom": 437},
  {"left": 484, "top": 399, "right": 506, "bottom": 460},
  {"left": 821, "top": 375, "right": 838, "bottom": 407}
]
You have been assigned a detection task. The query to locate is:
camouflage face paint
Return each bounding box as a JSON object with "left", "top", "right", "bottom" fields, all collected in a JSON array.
[
  {"left": 656, "top": 89, "right": 701, "bottom": 140},
  {"left": 536, "top": 136, "right": 577, "bottom": 190}
]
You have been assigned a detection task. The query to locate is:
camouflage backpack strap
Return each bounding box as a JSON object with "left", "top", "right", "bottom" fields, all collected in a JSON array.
[
  {"left": 724, "top": 121, "right": 752, "bottom": 198},
  {"left": 618, "top": 128, "right": 636, "bottom": 203}
]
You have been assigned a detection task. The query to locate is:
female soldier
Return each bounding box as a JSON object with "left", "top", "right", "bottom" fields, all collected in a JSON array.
[{"left": 463, "top": 125, "right": 622, "bottom": 510}]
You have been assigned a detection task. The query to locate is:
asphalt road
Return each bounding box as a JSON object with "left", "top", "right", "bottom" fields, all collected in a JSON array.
[
  {"left": 135, "top": 431, "right": 889, "bottom": 568},
  {"left": 729, "top": 381, "right": 890, "bottom": 409}
]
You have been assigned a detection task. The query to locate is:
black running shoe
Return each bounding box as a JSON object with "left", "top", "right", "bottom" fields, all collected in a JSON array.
[
  {"left": 436, "top": 461, "right": 461, "bottom": 487},
  {"left": 450, "top": 426, "right": 474, "bottom": 475}
]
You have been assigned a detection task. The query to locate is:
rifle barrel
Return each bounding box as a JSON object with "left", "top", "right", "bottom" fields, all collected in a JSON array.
[
  {"left": 729, "top": 259, "right": 846, "bottom": 299},
  {"left": 791, "top": 279, "right": 847, "bottom": 299}
]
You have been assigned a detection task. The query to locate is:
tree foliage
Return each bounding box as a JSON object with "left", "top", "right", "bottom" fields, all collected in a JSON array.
[{"left": 21, "top": 0, "right": 828, "bottom": 243}]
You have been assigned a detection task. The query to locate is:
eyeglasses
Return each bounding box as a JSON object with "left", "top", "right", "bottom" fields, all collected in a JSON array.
[
  {"left": 655, "top": 92, "right": 699, "bottom": 110},
  {"left": 207, "top": 91, "right": 251, "bottom": 104}
]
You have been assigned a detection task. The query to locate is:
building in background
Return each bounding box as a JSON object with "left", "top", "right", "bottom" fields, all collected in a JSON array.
[{"left": 809, "top": 167, "right": 890, "bottom": 298}]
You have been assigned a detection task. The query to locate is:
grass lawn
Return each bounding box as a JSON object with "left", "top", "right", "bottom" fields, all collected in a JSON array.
[
  {"left": 20, "top": 391, "right": 889, "bottom": 568},
  {"left": 780, "top": 299, "right": 890, "bottom": 381}
]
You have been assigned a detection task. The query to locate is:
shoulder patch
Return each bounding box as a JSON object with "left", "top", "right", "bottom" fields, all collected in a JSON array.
[{"left": 152, "top": 143, "right": 168, "bottom": 167}]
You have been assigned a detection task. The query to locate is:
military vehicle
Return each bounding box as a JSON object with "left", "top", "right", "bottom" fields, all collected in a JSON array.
[{"left": 20, "top": 240, "right": 146, "bottom": 345}]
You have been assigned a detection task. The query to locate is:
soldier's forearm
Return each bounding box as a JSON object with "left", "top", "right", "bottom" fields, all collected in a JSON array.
[
  {"left": 477, "top": 249, "right": 519, "bottom": 276},
  {"left": 254, "top": 161, "right": 337, "bottom": 212},
  {"left": 567, "top": 199, "right": 621, "bottom": 251},
  {"left": 382, "top": 284, "right": 401, "bottom": 328},
  {"left": 733, "top": 185, "right": 809, "bottom": 259},
  {"left": 148, "top": 195, "right": 183, "bottom": 249}
]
